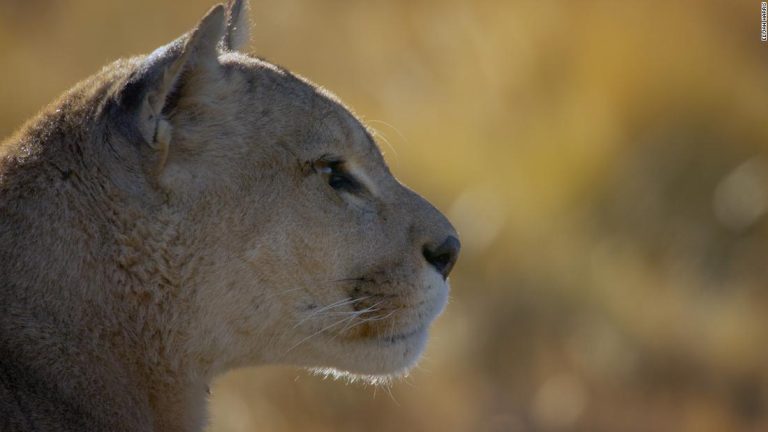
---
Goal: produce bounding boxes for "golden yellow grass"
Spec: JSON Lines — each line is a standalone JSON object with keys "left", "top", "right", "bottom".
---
{"left": 2, "top": 1, "right": 767, "bottom": 431}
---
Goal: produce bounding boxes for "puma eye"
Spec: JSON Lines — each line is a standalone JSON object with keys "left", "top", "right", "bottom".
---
{"left": 316, "top": 159, "right": 362, "bottom": 193}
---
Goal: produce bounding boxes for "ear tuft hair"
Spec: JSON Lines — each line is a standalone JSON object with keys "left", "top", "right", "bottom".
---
{"left": 222, "top": 0, "right": 251, "bottom": 51}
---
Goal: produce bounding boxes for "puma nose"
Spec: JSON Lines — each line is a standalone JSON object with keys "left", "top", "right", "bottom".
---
{"left": 422, "top": 236, "right": 461, "bottom": 279}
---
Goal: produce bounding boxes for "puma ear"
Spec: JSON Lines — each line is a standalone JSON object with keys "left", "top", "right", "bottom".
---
{"left": 222, "top": 0, "right": 250, "bottom": 51}
{"left": 124, "top": 5, "right": 226, "bottom": 178}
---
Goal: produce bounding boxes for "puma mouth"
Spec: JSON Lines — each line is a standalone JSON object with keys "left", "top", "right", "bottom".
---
{"left": 294, "top": 273, "right": 446, "bottom": 377}
{"left": 378, "top": 326, "right": 427, "bottom": 344}
{"left": 334, "top": 271, "right": 448, "bottom": 336}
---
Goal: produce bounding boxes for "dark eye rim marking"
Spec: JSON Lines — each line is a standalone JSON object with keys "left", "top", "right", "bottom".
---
{"left": 313, "top": 155, "right": 363, "bottom": 194}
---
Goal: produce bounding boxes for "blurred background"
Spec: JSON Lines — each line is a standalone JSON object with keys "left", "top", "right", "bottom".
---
{"left": 1, "top": 0, "right": 767, "bottom": 431}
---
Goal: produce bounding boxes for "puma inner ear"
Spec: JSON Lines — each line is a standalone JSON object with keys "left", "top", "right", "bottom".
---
{"left": 130, "top": 5, "right": 227, "bottom": 179}
{"left": 222, "top": 0, "right": 250, "bottom": 51}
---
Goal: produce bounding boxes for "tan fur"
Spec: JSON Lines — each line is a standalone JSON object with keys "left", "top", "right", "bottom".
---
{"left": 0, "top": 3, "right": 459, "bottom": 431}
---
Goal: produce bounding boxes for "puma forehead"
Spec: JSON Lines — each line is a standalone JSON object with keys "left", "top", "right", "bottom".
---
{"left": 0, "top": 2, "right": 460, "bottom": 431}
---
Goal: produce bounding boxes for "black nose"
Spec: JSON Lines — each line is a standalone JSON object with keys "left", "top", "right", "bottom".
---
{"left": 422, "top": 236, "right": 461, "bottom": 279}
